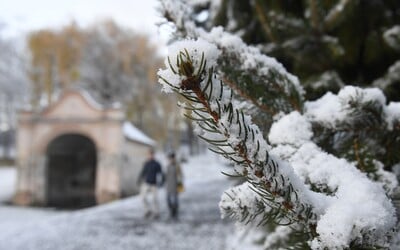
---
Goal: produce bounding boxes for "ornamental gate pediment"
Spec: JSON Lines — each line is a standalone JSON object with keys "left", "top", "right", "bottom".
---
{"left": 41, "top": 90, "right": 107, "bottom": 120}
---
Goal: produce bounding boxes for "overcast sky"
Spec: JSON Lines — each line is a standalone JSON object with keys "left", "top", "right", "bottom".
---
{"left": 0, "top": 0, "right": 167, "bottom": 41}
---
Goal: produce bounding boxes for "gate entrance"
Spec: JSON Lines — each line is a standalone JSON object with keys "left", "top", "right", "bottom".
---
{"left": 46, "top": 134, "right": 96, "bottom": 208}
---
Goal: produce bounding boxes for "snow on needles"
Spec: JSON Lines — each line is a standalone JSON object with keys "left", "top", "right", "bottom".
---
{"left": 305, "top": 86, "right": 391, "bottom": 129}
{"left": 269, "top": 111, "right": 312, "bottom": 147}
{"left": 158, "top": 37, "right": 318, "bottom": 227}
{"left": 156, "top": 5, "right": 399, "bottom": 247}
{"left": 160, "top": 1, "right": 304, "bottom": 99}
{"left": 270, "top": 111, "right": 396, "bottom": 249}
{"left": 219, "top": 182, "right": 265, "bottom": 222}
{"left": 158, "top": 38, "right": 220, "bottom": 93}
{"left": 197, "top": 26, "right": 305, "bottom": 97}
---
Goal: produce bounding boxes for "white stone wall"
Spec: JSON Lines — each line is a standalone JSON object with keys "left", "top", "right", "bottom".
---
{"left": 120, "top": 141, "right": 151, "bottom": 197}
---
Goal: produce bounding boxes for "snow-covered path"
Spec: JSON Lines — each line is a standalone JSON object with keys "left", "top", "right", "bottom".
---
{"left": 0, "top": 154, "right": 235, "bottom": 250}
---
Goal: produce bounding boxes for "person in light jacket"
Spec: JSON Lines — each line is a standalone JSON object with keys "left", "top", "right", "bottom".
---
{"left": 138, "top": 148, "right": 164, "bottom": 219}
{"left": 165, "top": 151, "right": 183, "bottom": 220}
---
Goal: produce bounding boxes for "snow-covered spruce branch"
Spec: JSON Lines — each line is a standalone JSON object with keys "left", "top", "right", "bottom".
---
{"left": 305, "top": 86, "right": 400, "bottom": 193}
{"left": 269, "top": 111, "right": 397, "bottom": 249}
{"left": 158, "top": 39, "right": 397, "bottom": 249}
{"left": 306, "top": 87, "right": 392, "bottom": 130}
{"left": 158, "top": 40, "right": 317, "bottom": 230}
{"left": 160, "top": 0, "right": 304, "bottom": 117}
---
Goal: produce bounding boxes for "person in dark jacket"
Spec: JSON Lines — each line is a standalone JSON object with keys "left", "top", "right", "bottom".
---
{"left": 165, "top": 151, "right": 183, "bottom": 220}
{"left": 138, "top": 149, "right": 164, "bottom": 219}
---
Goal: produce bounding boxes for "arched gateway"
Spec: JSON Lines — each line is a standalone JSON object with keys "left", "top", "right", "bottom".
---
{"left": 46, "top": 134, "right": 97, "bottom": 208}
{"left": 14, "top": 89, "right": 155, "bottom": 207}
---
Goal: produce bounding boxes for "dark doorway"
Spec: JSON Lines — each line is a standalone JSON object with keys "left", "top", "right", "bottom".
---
{"left": 46, "top": 134, "right": 97, "bottom": 208}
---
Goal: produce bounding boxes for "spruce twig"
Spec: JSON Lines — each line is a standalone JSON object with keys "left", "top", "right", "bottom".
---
{"left": 160, "top": 48, "right": 317, "bottom": 229}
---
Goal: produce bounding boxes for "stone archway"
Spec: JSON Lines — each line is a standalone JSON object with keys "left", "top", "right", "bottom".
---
{"left": 14, "top": 89, "right": 129, "bottom": 206}
{"left": 46, "top": 133, "right": 97, "bottom": 208}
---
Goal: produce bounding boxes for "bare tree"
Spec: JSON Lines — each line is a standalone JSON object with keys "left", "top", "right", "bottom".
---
{"left": 0, "top": 29, "right": 30, "bottom": 159}
{"left": 79, "top": 21, "right": 142, "bottom": 106}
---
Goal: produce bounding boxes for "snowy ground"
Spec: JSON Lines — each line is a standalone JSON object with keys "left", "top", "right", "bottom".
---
{"left": 0, "top": 166, "right": 16, "bottom": 202}
{"left": 0, "top": 154, "right": 236, "bottom": 250}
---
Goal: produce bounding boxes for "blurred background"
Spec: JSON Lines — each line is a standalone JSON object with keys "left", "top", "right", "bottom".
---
{"left": 0, "top": 2, "right": 230, "bottom": 249}
{"left": 0, "top": 0, "right": 204, "bottom": 167}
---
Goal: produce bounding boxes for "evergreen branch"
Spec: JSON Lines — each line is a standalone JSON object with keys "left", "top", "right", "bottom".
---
{"left": 208, "top": 146, "right": 236, "bottom": 157}
{"left": 352, "top": 136, "right": 367, "bottom": 173}
{"left": 220, "top": 171, "right": 244, "bottom": 178}
{"left": 309, "top": 88, "right": 400, "bottom": 179}
{"left": 196, "top": 121, "right": 220, "bottom": 134}
{"left": 223, "top": 76, "right": 276, "bottom": 115}
{"left": 218, "top": 53, "right": 304, "bottom": 116}
{"left": 160, "top": 0, "right": 305, "bottom": 120}
{"left": 158, "top": 47, "right": 317, "bottom": 230}
{"left": 158, "top": 1, "right": 400, "bottom": 248}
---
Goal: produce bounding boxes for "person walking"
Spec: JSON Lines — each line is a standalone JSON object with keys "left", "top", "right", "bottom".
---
{"left": 165, "top": 151, "right": 183, "bottom": 220}
{"left": 138, "top": 148, "right": 164, "bottom": 219}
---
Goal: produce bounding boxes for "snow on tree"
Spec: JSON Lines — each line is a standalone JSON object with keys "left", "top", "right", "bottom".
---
{"left": 177, "top": 0, "right": 400, "bottom": 102}
{"left": 157, "top": 1, "right": 400, "bottom": 249}
{"left": 79, "top": 22, "right": 136, "bottom": 105}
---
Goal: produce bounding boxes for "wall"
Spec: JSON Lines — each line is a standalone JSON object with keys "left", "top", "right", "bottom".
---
{"left": 120, "top": 141, "right": 150, "bottom": 197}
